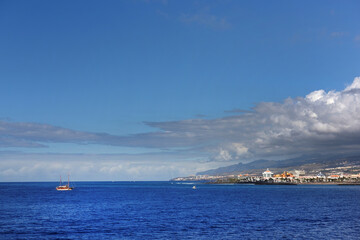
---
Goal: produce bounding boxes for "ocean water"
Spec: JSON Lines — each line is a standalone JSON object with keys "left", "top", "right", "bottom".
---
{"left": 1, "top": 182, "right": 360, "bottom": 239}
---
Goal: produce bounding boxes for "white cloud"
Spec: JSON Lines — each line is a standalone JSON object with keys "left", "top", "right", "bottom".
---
{"left": 211, "top": 143, "right": 248, "bottom": 162}
{"left": 117, "top": 77, "right": 360, "bottom": 161}
{"left": 345, "top": 77, "right": 360, "bottom": 91}
{"left": 2, "top": 77, "right": 360, "bottom": 175}
{"left": 306, "top": 90, "right": 326, "bottom": 102}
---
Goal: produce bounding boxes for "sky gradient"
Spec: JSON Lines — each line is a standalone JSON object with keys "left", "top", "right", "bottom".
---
{"left": 1, "top": 0, "right": 360, "bottom": 181}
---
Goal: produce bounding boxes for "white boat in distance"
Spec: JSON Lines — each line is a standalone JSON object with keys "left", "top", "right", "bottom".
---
{"left": 56, "top": 174, "right": 74, "bottom": 191}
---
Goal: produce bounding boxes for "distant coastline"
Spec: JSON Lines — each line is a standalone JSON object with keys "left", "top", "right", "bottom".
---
{"left": 171, "top": 167, "right": 360, "bottom": 185}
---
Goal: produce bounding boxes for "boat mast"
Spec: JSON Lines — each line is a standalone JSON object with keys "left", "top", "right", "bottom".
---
{"left": 68, "top": 174, "right": 69, "bottom": 187}
{"left": 60, "top": 175, "right": 62, "bottom": 185}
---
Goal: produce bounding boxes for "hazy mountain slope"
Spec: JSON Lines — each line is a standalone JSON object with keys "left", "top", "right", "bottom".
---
{"left": 197, "top": 155, "right": 360, "bottom": 175}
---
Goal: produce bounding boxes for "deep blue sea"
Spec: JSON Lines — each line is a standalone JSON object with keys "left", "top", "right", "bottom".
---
{"left": 1, "top": 182, "right": 360, "bottom": 239}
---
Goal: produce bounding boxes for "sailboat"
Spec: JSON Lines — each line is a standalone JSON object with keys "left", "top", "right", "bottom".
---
{"left": 56, "top": 174, "right": 74, "bottom": 191}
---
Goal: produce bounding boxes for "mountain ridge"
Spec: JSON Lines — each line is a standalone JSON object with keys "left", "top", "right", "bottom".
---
{"left": 197, "top": 155, "right": 360, "bottom": 176}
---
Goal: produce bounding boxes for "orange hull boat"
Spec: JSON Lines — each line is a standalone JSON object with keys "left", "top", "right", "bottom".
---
{"left": 56, "top": 174, "right": 74, "bottom": 191}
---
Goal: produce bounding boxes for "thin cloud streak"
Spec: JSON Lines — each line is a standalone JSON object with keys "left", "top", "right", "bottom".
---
{"left": 179, "top": 7, "right": 231, "bottom": 30}
{"left": 224, "top": 108, "right": 253, "bottom": 114}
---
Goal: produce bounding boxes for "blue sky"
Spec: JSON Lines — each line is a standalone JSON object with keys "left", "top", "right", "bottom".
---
{"left": 1, "top": 0, "right": 360, "bottom": 181}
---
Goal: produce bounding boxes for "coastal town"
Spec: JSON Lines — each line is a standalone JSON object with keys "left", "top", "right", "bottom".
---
{"left": 172, "top": 168, "right": 360, "bottom": 185}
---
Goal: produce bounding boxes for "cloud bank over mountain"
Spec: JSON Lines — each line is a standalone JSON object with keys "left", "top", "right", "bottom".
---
{"left": 1, "top": 77, "right": 360, "bottom": 164}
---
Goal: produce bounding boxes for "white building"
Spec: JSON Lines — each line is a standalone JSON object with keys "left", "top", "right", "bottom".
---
{"left": 292, "top": 170, "right": 306, "bottom": 178}
{"left": 317, "top": 172, "right": 326, "bottom": 178}
{"left": 262, "top": 169, "right": 273, "bottom": 179}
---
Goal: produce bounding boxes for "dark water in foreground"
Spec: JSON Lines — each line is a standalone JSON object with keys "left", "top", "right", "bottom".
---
{"left": 1, "top": 182, "right": 360, "bottom": 239}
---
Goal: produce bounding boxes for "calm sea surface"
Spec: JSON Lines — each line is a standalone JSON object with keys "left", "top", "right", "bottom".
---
{"left": 1, "top": 182, "right": 360, "bottom": 239}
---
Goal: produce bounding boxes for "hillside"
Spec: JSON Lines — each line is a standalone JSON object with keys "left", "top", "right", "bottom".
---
{"left": 197, "top": 155, "right": 360, "bottom": 176}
